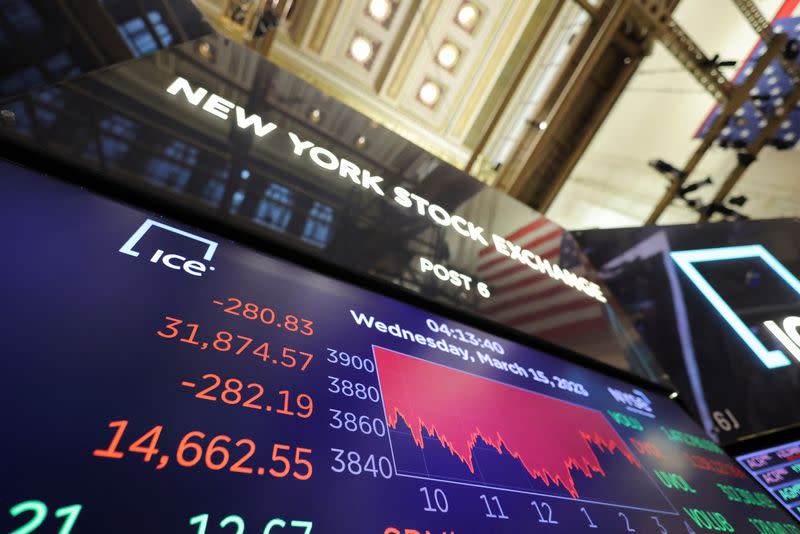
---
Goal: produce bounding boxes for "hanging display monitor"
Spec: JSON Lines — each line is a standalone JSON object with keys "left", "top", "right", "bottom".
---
{"left": 2, "top": 159, "right": 796, "bottom": 533}
{"left": 571, "top": 223, "right": 800, "bottom": 447}
{"left": 737, "top": 439, "right": 800, "bottom": 523}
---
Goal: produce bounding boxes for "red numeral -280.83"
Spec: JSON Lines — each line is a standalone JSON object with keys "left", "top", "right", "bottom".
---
{"left": 92, "top": 420, "right": 312, "bottom": 480}
{"left": 216, "top": 297, "right": 314, "bottom": 336}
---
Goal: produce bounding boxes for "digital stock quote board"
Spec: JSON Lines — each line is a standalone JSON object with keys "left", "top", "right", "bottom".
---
{"left": 737, "top": 440, "right": 800, "bottom": 524}
{"left": 1, "top": 160, "right": 797, "bottom": 534}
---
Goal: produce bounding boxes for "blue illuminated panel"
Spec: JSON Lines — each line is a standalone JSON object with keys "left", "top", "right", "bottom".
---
{"left": 670, "top": 245, "right": 800, "bottom": 369}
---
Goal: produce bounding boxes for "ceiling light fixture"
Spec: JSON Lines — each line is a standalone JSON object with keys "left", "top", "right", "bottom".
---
{"left": 436, "top": 41, "right": 461, "bottom": 70}
{"left": 349, "top": 35, "right": 375, "bottom": 65}
{"left": 196, "top": 40, "right": 216, "bottom": 62}
{"left": 355, "top": 135, "right": 367, "bottom": 148}
{"left": 309, "top": 108, "right": 321, "bottom": 123}
{"left": 455, "top": 2, "right": 481, "bottom": 33}
{"left": 367, "top": 0, "right": 393, "bottom": 24}
{"left": 418, "top": 80, "right": 442, "bottom": 108}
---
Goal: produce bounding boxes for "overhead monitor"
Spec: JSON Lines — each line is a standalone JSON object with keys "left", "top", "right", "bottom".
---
{"left": 571, "top": 224, "right": 800, "bottom": 447}
{"left": 2, "top": 159, "right": 795, "bottom": 533}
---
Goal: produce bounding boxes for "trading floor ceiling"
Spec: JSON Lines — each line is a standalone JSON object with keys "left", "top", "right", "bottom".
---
{"left": 549, "top": 0, "right": 800, "bottom": 229}
{"left": 3, "top": 0, "right": 794, "bottom": 229}
{"left": 194, "top": 0, "right": 800, "bottom": 229}
{"left": 195, "top": 0, "right": 591, "bottom": 180}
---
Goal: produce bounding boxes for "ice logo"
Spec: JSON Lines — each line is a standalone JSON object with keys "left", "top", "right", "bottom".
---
{"left": 607, "top": 387, "right": 655, "bottom": 419}
{"left": 119, "top": 219, "right": 217, "bottom": 277}
{"left": 671, "top": 245, "right": 799, "bottom": 369}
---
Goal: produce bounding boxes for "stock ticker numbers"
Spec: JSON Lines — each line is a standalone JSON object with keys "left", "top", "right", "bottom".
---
{"left": 189, "top": 514, "right": 312, "bottom": 534}
{"left": 68, "top": 287, "right": 321, "bottom": 531}
{"left": 8, "top": 500, "right": 82, "bottom": 534}
{"left": 9, "top": 301, "right": 795, "bottom": 534}
{"left": 181, "top": 373, "right": 313, "bottom": 418}
{"left": 212, "top": 297, "right": 314, "bottom": 336}
{"left": 156, "top": 316, "right": 314, "bottom": 371}
{"left": 92, "top": 420, "right": 313, "bottom": 479}
{"left": 737, "top": 440, "right": 800, "bottom": 525}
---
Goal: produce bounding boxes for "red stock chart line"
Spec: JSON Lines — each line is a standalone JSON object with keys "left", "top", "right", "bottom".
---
{"left": 373, "top": 346, "right": 673, "bottom": 512}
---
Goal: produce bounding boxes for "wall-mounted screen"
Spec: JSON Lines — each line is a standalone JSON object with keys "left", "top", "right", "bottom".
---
{"left": 737, "top": 439, "right": 800, "bottom": 524}
{"left": 2, "top": 160, "right": 795, "bottom": 533}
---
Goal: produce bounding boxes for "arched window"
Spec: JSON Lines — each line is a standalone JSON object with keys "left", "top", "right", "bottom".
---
{"left": 118, "top": 11, "right": 173, "bottom": 56}
{"left": 302, "top": 201, "right": 334, "bottom": 247}
{"left": 254, "top": 184, "right": 293, "bottom": 231}
{"left": 146, "top": 140, "right": 197, "bottom": 191}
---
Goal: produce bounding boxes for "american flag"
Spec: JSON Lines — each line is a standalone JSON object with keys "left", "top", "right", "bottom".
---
{"left": 475, "top": 216, "right": 607, "bottom": 343}
{"left": 696, "top": 0, "right": 800, "bottom": 148}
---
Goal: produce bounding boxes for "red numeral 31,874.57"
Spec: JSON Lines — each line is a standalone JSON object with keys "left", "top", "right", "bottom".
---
{"left": 157, "top": 316, "right": 313, "bottom": 371}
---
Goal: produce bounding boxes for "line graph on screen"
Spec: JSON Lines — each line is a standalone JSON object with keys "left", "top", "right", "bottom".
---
{"left": 372, "top": 346, "right": 677, "bottom": 514}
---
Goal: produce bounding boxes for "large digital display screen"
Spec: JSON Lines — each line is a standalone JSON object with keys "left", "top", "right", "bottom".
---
{"left": 737, "top": 440, "right": 800, "bottom": 523}
{"left": 2, "top": 160, "right": 796, "bottom": 533}
{"left": 572, "top": 224, "right": 800, "bottom": 447}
